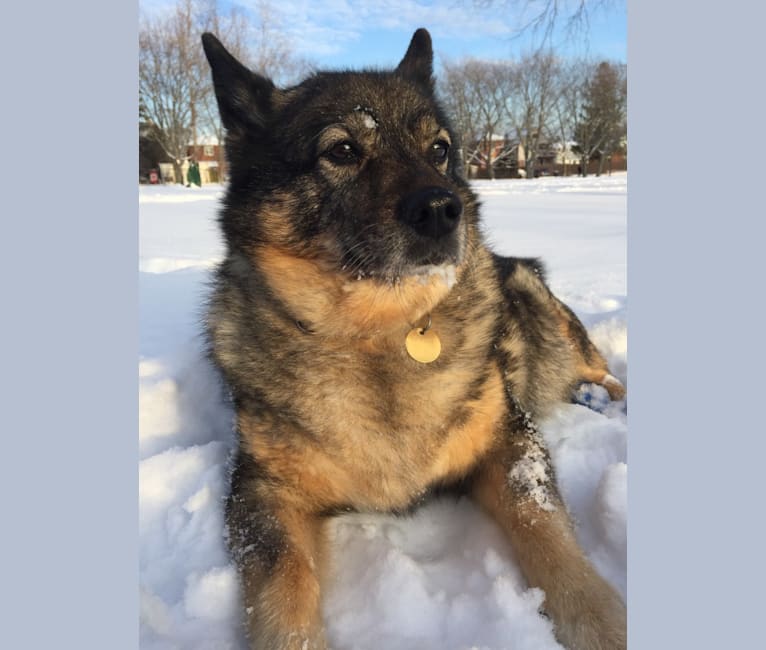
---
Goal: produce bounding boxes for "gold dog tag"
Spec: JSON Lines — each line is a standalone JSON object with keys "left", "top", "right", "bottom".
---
{"left": 405, "top": 327, "right": 441, "bottom": 363}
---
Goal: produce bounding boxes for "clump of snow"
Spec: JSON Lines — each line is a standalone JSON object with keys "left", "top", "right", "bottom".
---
{"left": 410, "top": 263, "right": 458, "bottom": 288}
{"left": 572, "top": 382, "right": 611, "bottom": 412}
{"left": 140, "top": 257, "right": 219, "bottom": 274}
{"left": 353, "top": 105, "right": 379, "bottom": 129}
{"left": 362, "top": 113, "right": 378, "bottom": 129}
{"left": 596, "top": 463, "right": 628, "bottom": 556}
{"left": 506, "top": 403, "right": 557, "bottom": 512}
{"left": 508, "top": 451, "right": 557, "bottom": 512}
{"left": 324, "top": 500, "right": 563, "bottom": 650}
{"left": 184, "top": 565, "right": 239, "bottom": 621}
{"left": 139, "top": 174, "right": 626, "bottom": 649}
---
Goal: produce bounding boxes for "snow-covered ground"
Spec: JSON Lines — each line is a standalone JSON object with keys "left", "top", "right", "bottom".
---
{"left": 139, "top": 174, "right": 627, "bottom": 650}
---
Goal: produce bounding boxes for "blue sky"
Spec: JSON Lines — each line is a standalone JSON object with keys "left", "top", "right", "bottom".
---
{"left": 141, "top": 0, "right": 626, "bottom": 69}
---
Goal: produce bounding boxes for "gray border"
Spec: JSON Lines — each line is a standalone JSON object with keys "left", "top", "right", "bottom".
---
{"left": 5, "top": 0, "right": 761, "bottom": 646}
{"left": 0, "top": 3, "right": 137, "bottom": 647}
{"left": 629, "top": 2, "right": 764, "bottom": 647}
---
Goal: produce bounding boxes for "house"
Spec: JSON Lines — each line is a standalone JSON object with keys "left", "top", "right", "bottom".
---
{"left": 157, "top": 136, "right": 227, "bottom": 185}
{"left": 139, "top": 121, "right": 228, "bottom": 184}
{"left": 551, "top": 141, "right": 627, "bottom": 176}
{"left": 465, "top": 134, "right": 525, "bottom": 179}
{"left": 185, "top": 137, "right": 227, "bottom": 183}
{"left": 466, "top": 133, "right": 565, "bottom": 179}
{"left": 466, "top": 134, "right": 627, "bottom": 179}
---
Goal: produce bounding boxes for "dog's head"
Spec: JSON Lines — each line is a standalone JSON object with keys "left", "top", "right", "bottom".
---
{"left": 203, "top": 29, "right": 481, "bottom": 334}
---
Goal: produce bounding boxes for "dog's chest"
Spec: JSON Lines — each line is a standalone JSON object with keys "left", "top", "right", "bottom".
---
{"left": 287, "top": 344, "right": 505, "bottom": 509}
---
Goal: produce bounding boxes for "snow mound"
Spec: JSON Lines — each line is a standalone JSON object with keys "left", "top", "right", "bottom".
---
{"left": 139, "top": 176, "right": 627, "bottom": 649}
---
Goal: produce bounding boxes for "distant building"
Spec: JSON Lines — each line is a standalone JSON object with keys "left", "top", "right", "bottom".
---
{"left": 157, "top": 137, "right": 227, "bottom": 185}
{"left": 466, "top": 135, "right": 626, "bottom": 179}
{"left": 466, "top": 134, "right": 524, "bottom": 179}
{"left": 139, "top": 123, "right": 228, "bottom": 184}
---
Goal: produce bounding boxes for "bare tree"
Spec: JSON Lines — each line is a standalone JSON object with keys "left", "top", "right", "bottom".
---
{"left": 551, "top": 57, "right": 592, "bottom": 175}
{"left": 598, "top": 61, "right": 627, "bottom": 174}
{"left": 140, "top": 0, "right": 314, "bottom": 184}
{"left": 195, "top": 0, "right": 250, "bottom": 181}
{"left": 241, "top": 0, "right": 315, "bottom": 84}
{"left": 441, "top": 59, "right": 516, "bottom": 179}
{"left": 440, "top": 61, "right": 483, "bottom": 173}
{"left": 503, "top": 51, "right": 560, "bottom": 178}
{"left": 139, "top": 0, "right": 209, "bottom": 183}
{"left": 195, "top": 0, "right": 314, "bottom": 181}
{"left": 572, "top": 60, "right": 626, "bottom": 175}
{"left": 469, "top": 0, "right": 621, "bottom": 47}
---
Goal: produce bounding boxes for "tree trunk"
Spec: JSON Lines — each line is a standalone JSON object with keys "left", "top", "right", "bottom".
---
{"left": 487, "top": 145, "right": 495, "bottom": 180}
{"left": 173, "top": 160, "right": 184, "bottom": 185}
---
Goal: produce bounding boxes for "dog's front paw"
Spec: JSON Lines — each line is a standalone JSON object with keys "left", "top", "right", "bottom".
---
{"left": 554, "top": 584, "right": 626, "bottom": 650}
{"left": 574, "top": 374, "right": 626, "bottom": 413}
{"left": 256, "top": 631, "right": 328, "bottom": 650}
{"left": 601, "top": 373, "right": 626, "bottom": 401}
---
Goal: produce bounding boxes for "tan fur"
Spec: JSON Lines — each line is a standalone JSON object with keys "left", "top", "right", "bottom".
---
{"left": 577, "top": 364, "right": 627, "bottom": 400}
{"left": 239, "top": 362, "right": 505, "bottom": 513}
{"left": 216, "top": 237, "right": 627, "bottom": 649}
{"left": 545, "top": 279, "right": 628, "bottom": 401}
{"left": 427, "top": 365, "right": 505, "bottom": 481}
{"left": 256, "top": 243, "right": 459, "bottom": 337}
{"left": 257, "top": 193, "right": 307, "bottom": 249}
{"left": 220, "top": 243, "right": 626, "bottom": 649}
{"left": 240, "top": 506, "right": 328, "bottom": 649}
{"left": 472, "top": 446, "right": 627, "bottom": 650}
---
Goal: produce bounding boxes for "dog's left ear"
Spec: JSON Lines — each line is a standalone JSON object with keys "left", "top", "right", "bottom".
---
{"left": 202, "top": 32, "right": 279, "bottom": 132}
{"left": 396, "top": 28, "right": 434, "bottom": 90}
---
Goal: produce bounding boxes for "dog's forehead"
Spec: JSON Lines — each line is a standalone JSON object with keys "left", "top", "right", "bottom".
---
{"left": 290, "top": 72, "right": 441, "bottom": 136}
{"left": 350, "top": 105, "right": 380, "bottom": 131}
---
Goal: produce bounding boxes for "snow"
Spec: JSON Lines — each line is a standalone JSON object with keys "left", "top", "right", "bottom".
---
{"left": 507, "top": 446, "right": 557, "bottom": 513}
{"left": 353, "top": 105, "right": 379, "bottom": 129}
{"left": 411, "top": 263, "right": 458, "bottom": 288}
{"left": 139, "top": 173, "right": 627, "bottom": 649}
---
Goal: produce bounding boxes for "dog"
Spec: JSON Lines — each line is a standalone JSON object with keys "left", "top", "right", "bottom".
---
{"left": 201, "top": 28, "right": 627, "bottom": 650}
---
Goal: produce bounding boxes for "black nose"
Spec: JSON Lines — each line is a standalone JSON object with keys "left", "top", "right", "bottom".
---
{"left": 399, "top": 187, "right": 462, "bottom": 239}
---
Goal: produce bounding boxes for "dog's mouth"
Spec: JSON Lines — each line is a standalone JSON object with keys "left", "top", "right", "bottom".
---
{"left": 338, "top": 238, "right": 465, "bottom": 284}
{"left": 403, "top": 263, "right": 459, "bottom": 289}
{"left": 393, "top": 234, "right": 465, "bottom": 286}
{"left": 340, "top": 259, "right": 460, "bottom": 289}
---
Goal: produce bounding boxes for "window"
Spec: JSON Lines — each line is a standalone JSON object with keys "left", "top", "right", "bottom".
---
{"left": 203, "top": 145, "right": 214, "bottom": 157}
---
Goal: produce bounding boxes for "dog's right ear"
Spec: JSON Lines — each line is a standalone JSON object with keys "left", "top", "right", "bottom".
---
{"left": 201, "top": 32, "right": 276, "bottom": 131}
{"left": 396, "top": 28, "right": 434, "bottom": 91}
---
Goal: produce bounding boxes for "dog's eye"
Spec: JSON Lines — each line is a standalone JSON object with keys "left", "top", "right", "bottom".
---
{"left": 431, "top": 140, "right": 450, "bottom": 164}
{"left": 325, "top": 141, "right": 359, "bottom": 165}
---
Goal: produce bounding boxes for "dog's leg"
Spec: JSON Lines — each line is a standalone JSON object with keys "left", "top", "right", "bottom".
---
{"left": 550, "top": 295, "right": 626, "bottom": 401}
{"left": 227, "top": 452, "right": 328, "bottom": 650}
{"left": 471, "top": 408, "right": 626, "bottom": 650}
